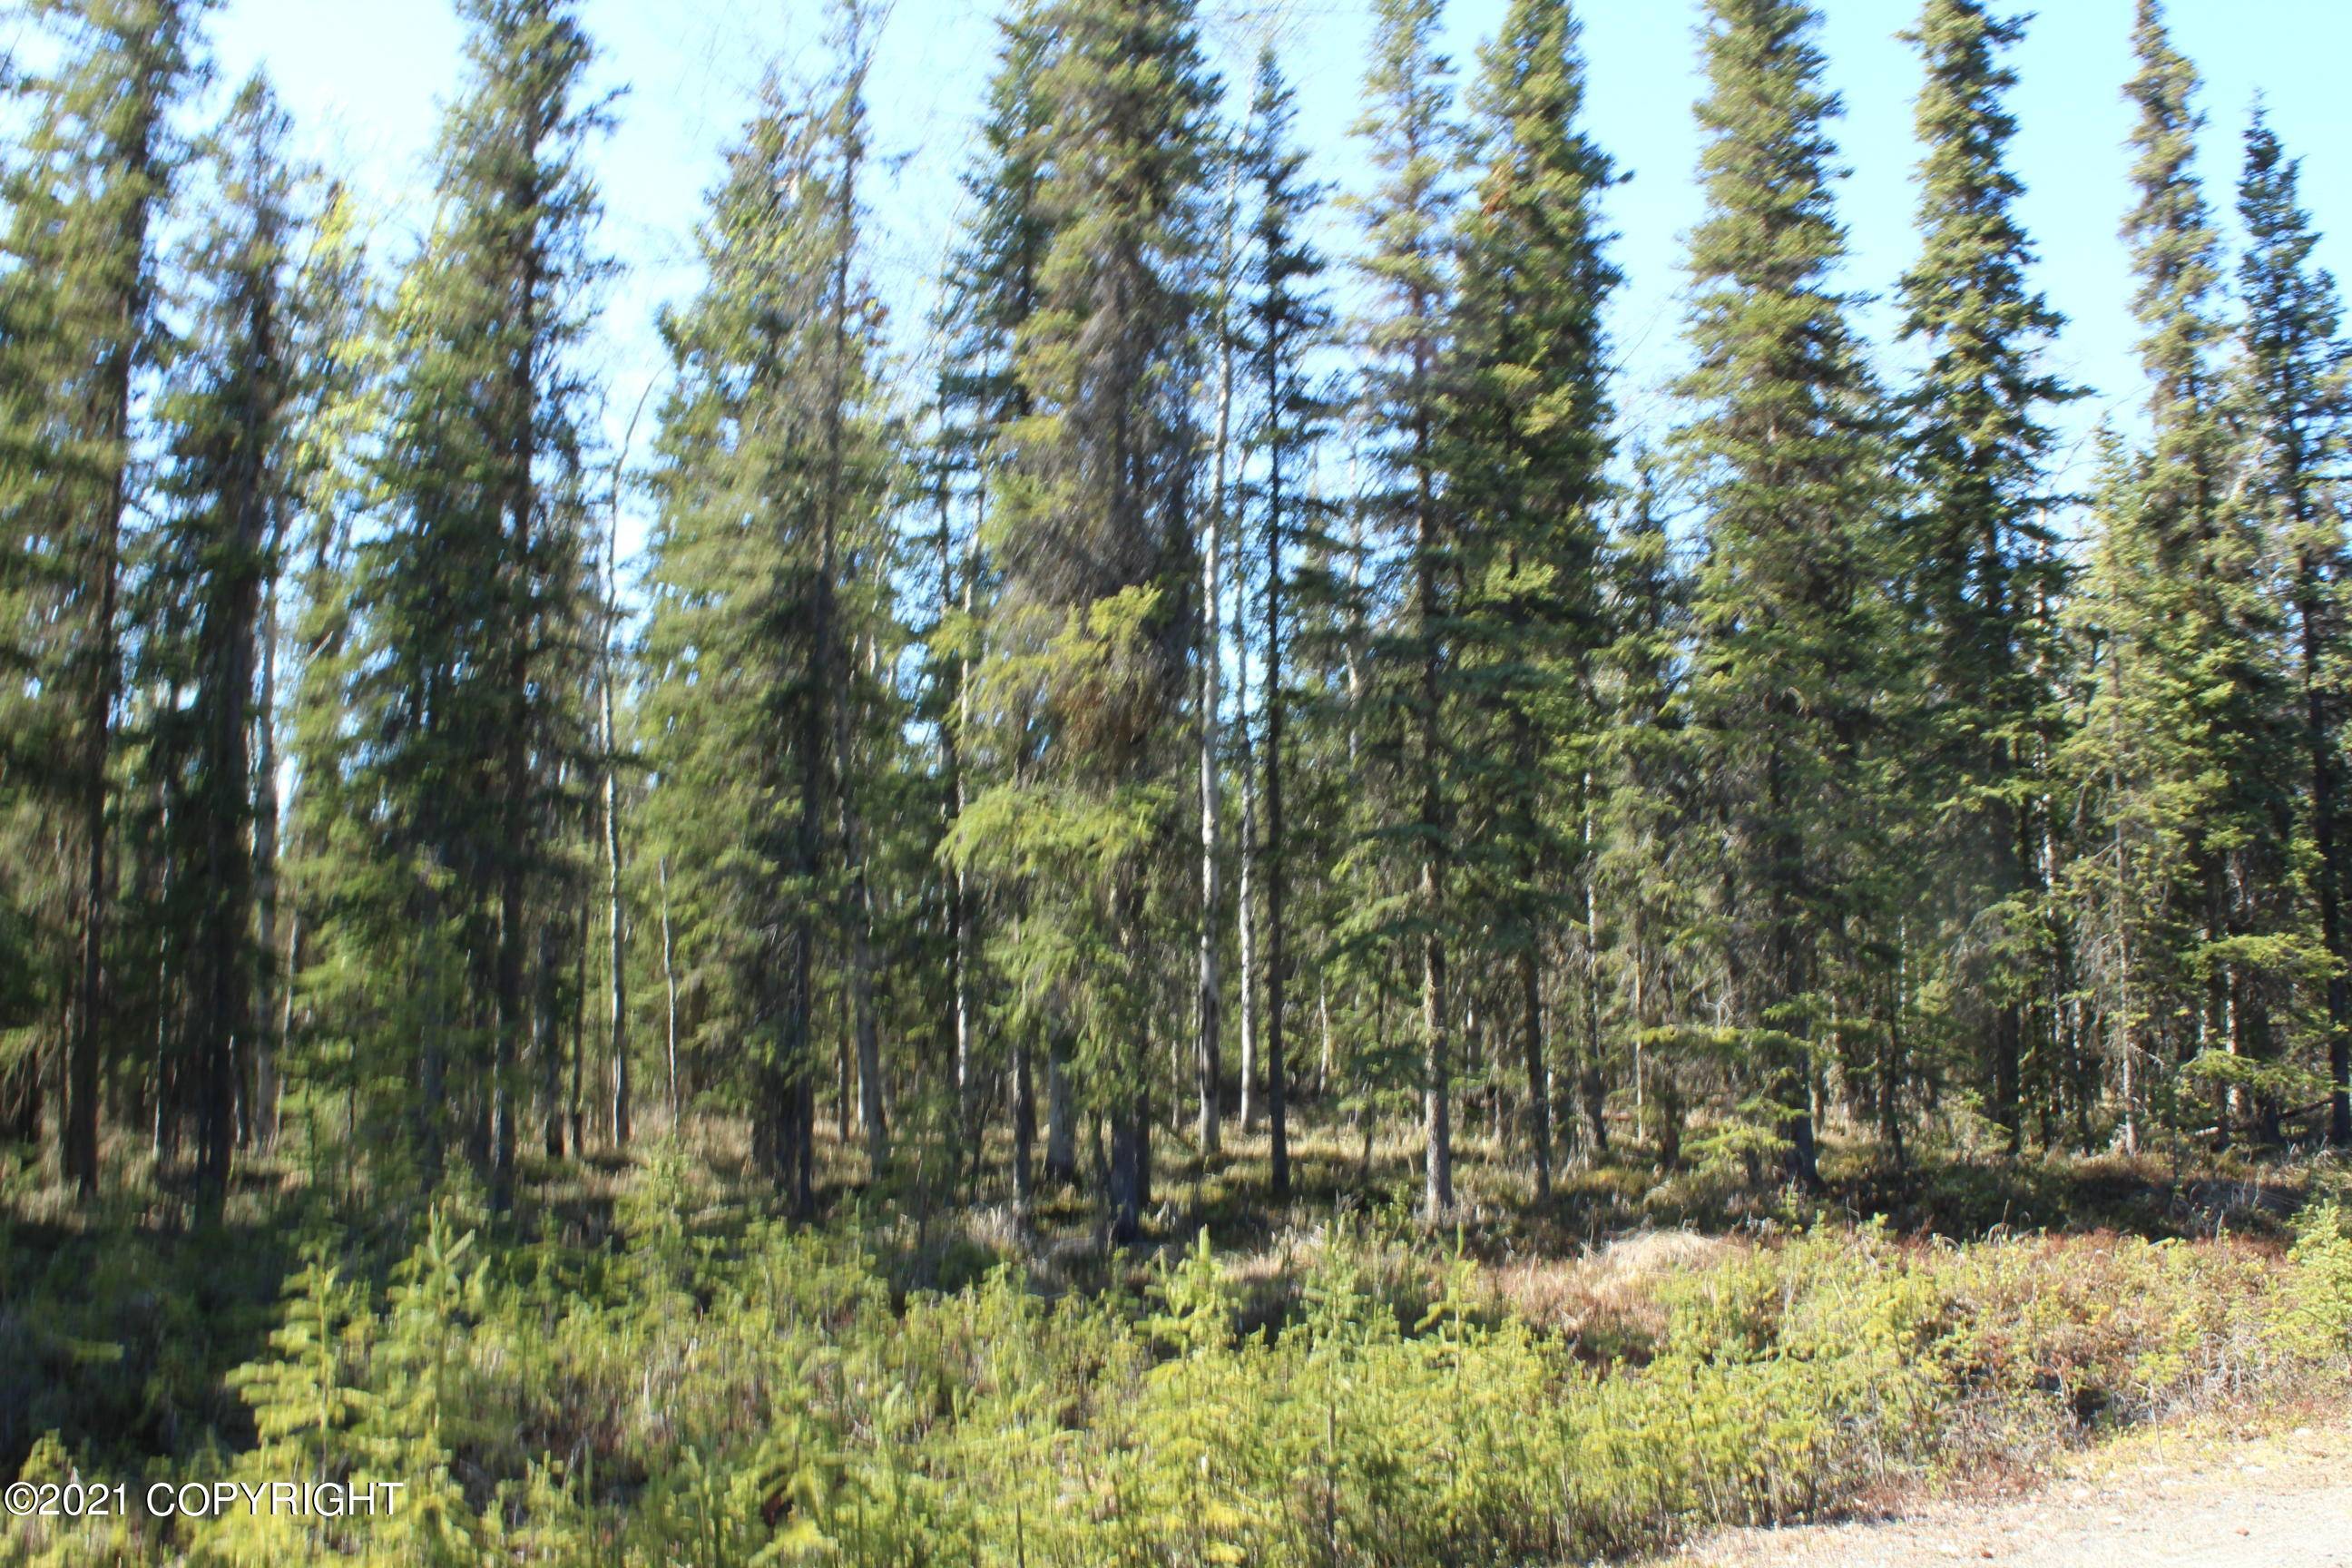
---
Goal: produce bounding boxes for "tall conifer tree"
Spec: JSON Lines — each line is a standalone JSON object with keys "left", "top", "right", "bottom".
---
{"left": 2071, "top": 0, "right": 2295, "bottom": 1142}
{"left": 2233, "top": 107, "right": 2348, "bottom": 1143}
{"left": 130, "top": 77, "right": 299, "bottom": 1207}
{"left": 331, "top": 0, "right": 605, "bottom": 1202}
{"left": 274, "top": 183, "right": 380, "bottom": 1180}
{"left": 1896, "top": 0, "right": 2074, "bottom": 1152}
{"left": 1675, "top": 0, "right": 1893, "bottom": 1190}
{"left": 1593, "top": 457, "right": 1701, "bottom": 1171}
{"left": 1238, "top": 49, "right": 1331, "bottom": 1201}
{"left": 936, "top": 6, "right": 1051, "bottom": 1190}
{"left": 952, "top": 0, "right": 1217, "bottom": 1240}
{"left": 642, "top": 23, "right": 896, "bottom": 1213}
{"left": 0, "top": 0, "right": 201, "bottom": 1193}
{"left": 1351, "top": 0, "right": 1464, "bottom": 1220}
{"left": 1443, "top": 0, "right": 1617, "bottom": 1199}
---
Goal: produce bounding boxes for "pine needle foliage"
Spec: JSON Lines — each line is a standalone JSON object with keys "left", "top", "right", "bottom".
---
{"left": 1896, "top": 0, "right": 2077, "bottom": 1150}
{"left": 1440, "top": 0, "right": 1618, "bottom": 1200}
{"left": 1674, "top": 0, "right": 1897, "bottom": 1189}
{"left": 319, "top": 0, "right": 609, "bottom": 1203}
{"left": 948, "top": 0, "right": 1220, "bottom": 1240}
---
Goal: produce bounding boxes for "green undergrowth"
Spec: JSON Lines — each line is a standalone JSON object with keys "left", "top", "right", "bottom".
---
{"left": 6, "top": 1151, "right": 2352, "bottom": 1566}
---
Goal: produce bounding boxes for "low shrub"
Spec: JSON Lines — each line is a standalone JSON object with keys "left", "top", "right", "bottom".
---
{"left": 8, "top": 1198, "right": 2348, "bottom": 1565}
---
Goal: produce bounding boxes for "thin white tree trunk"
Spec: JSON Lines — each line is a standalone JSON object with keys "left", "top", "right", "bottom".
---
{"left": 843, "top": 635, "right": 887, "bottom": 1173}
{"left": 1318, "top": 975, "right": 1333, "bottom": 1094}
{"left": 604, "top": 393, "right": 647, "bottom": 1148}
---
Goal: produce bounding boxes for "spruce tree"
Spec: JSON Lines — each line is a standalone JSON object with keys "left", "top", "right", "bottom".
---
{"left": 1351, "top": 0, "right": 1464, "bottom": 1220}
{"left": 1896, "top": 0, "right": 2074, "bottom": 1152}
{"left": 1674, "top": 0, "right": 1893, "bottom": 1189}
{"left": 330, "top": 0, "right": 605, "bottom": 1202}
{"left": 1193, "top": 143, "right": 1240, "bottom": 1161}
{"left": 642, "top": 24, "right": 897, "bottom": 1213}
{"left": 936, "top": 5, "right": 1050, "bottom": 1189}
{"left": 2071, "top": 0, "right": 2296, "bottom": 1142}
{"left": 0, "top": 0, "right": 201, "bottom": 1193}
{"left": 1593, "top": 456, "right": 1701, "bottom": 1171}
{"left": 950, "top": 0, "right": 1217, "bottom": 1241}
{"left": 821, "top": 15, "right": 897, "bottom": 1184}
{"left": 2232, "top": 106, "right": 2348, "bottom": 1143}
{"left": 275, "top": 182, "right": 380, "bottom": 1185}
{"left": 130, "top": 76, "right": 299, "bottom": 1207}
{"left": 597, "top": 405, "right": 634, "bottom": 1152}
{"left": 2063, "top": 436, "right": 2176, "bottom": 1154}
{"left": 1442, "top": 0, "right": 1617, "bottom": 1200}
{"left": 1238, "top": 48, "right": 1332, "bottom": 1201}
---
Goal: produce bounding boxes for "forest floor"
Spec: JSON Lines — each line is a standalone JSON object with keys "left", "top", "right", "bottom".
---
{"left": 1660, "top": 1414, "right": 2352, "bottom": 1567}
{"left": 6, "top": 1122, "right": 2350, "bottom": 1564}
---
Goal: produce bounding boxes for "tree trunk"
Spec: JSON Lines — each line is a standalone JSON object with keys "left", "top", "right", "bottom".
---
{"left": 1417, "top": 525, "right": 1450, "bottom": 1220}
{"left": 1423, "top": 916, "right": 1451, "bottom": 1220}
{"left": 659, "top": 853, "right": 680, "bottom": 1124}
{"left": 1195, "top": 517, "right": 1223, "bottom": 1158}
{"left": 1012, "top": 1032, "right": 1034, "bottom": 1208}
{"left": 837, "top": 1009, "right": 852, "bottom": 1145}
{"left": 2300, "top": 564, "right": 2351, "bottom": 1146}
{"left": 850, "top": 885, "right": 886, "bottom": 1173}
{"left": 1761, "top": 727, "right": 1819, "bottom": 1191}
{"left": 943, "top": 481, "right": 976, "bottom": 1167}
{"left": 252, "top": 575, "right": 283, "bottom": 1156}
{"left": 1235, "top": 541, "right": 1259, "bottom": 1136}
{"left": 569, "top": 880, "right": 588, "bottom": 1155}
{"left": 1109, "top": 1085, "right": 1150, "bottom": 1244}
{"left": 603, "top": 649, "right": 631, "bottom": 1149}
{"left": 1194, "top": 261, "right": 1234, "bottom": 1159}
{"left": 1518, "top": 946, "right": 1549, "bottom": 1201}
{"left": 1580, "top": 851, "right": 1608, "bottom": 1161}
{"left": 1044, "top": 1039, "right": 1075, "bottom": 1187}
{"left": 537, "top": 916, "right": 563, "bottom": 1159}
{"left": 1260, "top": 319, "right": 1288, "bottom": 1198}
{"left": 837, "top": 638, "right": 887, "bottom": 1177}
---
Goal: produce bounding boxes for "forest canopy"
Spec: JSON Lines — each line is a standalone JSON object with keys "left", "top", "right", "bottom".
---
{"left": 5, "top": 0, "right": 2333, "bottom": 1219}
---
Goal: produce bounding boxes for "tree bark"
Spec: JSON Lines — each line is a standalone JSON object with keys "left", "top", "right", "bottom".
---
{"left": 1194, "top": 279, "right": 1233, "bottom": 1158}
{"left": 1260, "top": 336, "right": 1289, "bottom": 1199}
{"left": 1044, "top": 1038, "right": 1075, "bottom": 1188}
{"left": 659, "top": 854, "right": 680, "bottom": 1125}
{"left": 1417, "top": 506, "right": 1450, "bottom": 1220}
{"left": 537, "top": 916, "right": 563, "bottom": 1159}
{"left": 2300, "top": 560, "right": 2351, "bottom": 1146}
{"left": 253, "top": 574, "right": 283, "bottom": 1156}
{"left": 1518, "top": 946, "right": 1549, "bottom": 1201}
{"left": 601, "top": 487, "right": 632, "bottom": 1148}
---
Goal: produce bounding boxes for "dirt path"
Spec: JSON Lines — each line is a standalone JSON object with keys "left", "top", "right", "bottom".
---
{"left": 1661, "top": 1422, "right": 2352, "bottom": 1568}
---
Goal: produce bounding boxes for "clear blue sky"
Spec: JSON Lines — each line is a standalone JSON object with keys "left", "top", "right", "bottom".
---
{"left": 199, "top": 0, "right": 2352, "bottom": 557}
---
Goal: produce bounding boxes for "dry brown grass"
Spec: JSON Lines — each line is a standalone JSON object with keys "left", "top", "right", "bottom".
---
{"left": 1481, "top": 1228, "right": 1738, "bottom": 1345}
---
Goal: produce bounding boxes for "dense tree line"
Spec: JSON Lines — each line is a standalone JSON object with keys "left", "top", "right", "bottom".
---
{"left": 2, "top": 0, "right": 2346, "bottom": 1226}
